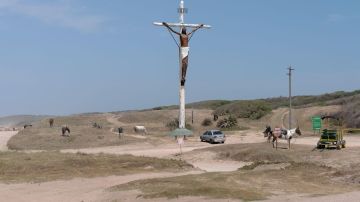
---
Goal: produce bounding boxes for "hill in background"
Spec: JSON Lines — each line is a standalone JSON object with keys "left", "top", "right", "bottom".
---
{"left": 0, "top": 115, "right": 51, "bottom": 127}
{"left": 1, "top": 90, "right": 359, "bottom": 129}
{"left": 152, "top": 90, "right": 360, "bottom": 127}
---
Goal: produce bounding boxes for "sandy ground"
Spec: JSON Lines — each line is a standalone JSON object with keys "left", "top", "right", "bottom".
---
{"left": 2, "top": 129, "right": 360, "bottom": 201}
{"left": 0, "top": 131, "right": 18, "bottom": 151}
{"left": 60, "top": 130, "right": 265, "bottom": 157}
{"left": 263, "top": 192, "right": 360, "bottom": 202}
{"left": 0, "top": 171, "right": 202, "bottom": 202}
{"left": 61, "top": 130, "right": 360, "bottom": 172}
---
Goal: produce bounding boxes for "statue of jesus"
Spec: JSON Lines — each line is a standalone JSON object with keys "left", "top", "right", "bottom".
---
{"left": 162, "top": 22, "right": 204, "bottom": 86}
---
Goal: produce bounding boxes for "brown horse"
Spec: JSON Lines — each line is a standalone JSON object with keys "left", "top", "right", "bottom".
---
{"left": 263, "top": 125, "right": 273, "bottom": 143}
{"left": 24, "top": 124, "right": 32, "bottom": 129}
{"left": 118, "top": 127, "right": 123, "bottom": 138}
{"left": 49, "top": 118, "right": 54, "bottom": 127}
{"left": 61, "top": 126, "right": 70, "bottom": 137}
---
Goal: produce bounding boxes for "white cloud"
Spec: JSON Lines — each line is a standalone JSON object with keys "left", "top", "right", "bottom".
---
{"left": 0, "top": 0, "right": 106, "bottom": 32}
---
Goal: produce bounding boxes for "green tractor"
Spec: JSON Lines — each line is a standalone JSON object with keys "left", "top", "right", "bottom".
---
{"left": 317, "top": 115, "right": 346, "bottom": 150}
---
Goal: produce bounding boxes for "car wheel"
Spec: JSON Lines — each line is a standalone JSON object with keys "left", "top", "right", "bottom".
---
{"left": 317, "top": 143, "right": 324, "bottom": 149}
{"left": 210, "top": 139, "right": 214, "bottom": 144}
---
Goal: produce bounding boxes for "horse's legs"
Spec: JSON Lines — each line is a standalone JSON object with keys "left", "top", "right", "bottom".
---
{"left": 288, "top": 139, "right": 291, "bottom": 149}
{"left": 272, "top": 137, "right": 276, "bottom": 148}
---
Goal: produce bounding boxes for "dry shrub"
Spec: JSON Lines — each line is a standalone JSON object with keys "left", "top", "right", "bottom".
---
{"left": 165, "top": 118, "right": 192, "bottom": 130}
{"left": 217, "top": 116, "right": 238, "bottom": 129}
{"left": 336, "top": 99, "right": 360, "bottom": 128}
{"left": 201, "top": 118, "right": 213, "bottom": 126}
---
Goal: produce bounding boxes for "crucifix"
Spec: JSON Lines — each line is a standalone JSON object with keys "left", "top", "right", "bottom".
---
{"left": 154, "top": 0, "right": 211, "bottom": 131}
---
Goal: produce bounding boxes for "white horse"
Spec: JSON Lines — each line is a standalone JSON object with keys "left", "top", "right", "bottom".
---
{"left": 134, "top": 126, "right": 147, "bottom": 135}
{"left": 271, "top": 126, "right": 302, "bottom": 149}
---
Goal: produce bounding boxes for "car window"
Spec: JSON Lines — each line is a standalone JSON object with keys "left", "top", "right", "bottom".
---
{"left": 214, "top": 131, "right": 223, "bottom": 135}
{"left": 207, "top": 131, "right": 212, "bottom": 136}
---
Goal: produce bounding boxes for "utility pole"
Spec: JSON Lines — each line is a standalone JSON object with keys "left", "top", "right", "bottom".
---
{"left": 287, "top": 66, "right": 294, "bottom": 129}
{"left": 154, "top": 1, "right": 211, "bottom": 131}
{"left": 192, "top": 108, "right": 194, "bottom": 124}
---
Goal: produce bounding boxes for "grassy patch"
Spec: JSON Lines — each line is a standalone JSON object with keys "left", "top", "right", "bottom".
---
{"left": 109, "top": 161, "right": 351, "bottom": 201}
{"left": 109, "top": 172, "right": 266, "bottom": 201}
{"left": 7, "top": 114, "right": 129, "bottom": 150}
{"left": 208, "top": 143, "right": 307, "bottom": 163}
{"left": 0, "top": 152, "right": 193, "bottom": 183}
{"left": 7, "top": 126, "right": 144, "bottom": 150}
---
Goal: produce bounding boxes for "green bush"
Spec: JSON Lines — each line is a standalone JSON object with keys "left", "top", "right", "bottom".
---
{"left": 214, "top": 100, "right": 271, "bottom": 120}
{"left": 217, "top": 116, "right": 238, "bottom": 129}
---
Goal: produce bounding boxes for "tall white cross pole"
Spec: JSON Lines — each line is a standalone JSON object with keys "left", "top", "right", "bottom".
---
{"left": 154, "top": 1, "right": 211, "bottom": 130}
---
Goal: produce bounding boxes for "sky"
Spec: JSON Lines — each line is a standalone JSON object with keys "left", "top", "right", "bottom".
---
{"left": 0, "top": 0, "right": 359, "bottom": 116}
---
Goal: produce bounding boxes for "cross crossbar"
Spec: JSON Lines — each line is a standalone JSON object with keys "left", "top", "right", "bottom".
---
{"left": 153, "top": 22, "right": 211, "bottom": 29}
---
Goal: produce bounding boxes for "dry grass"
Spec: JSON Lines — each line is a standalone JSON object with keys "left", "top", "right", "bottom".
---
{"left": 336, "top": 98, "right": 360, "bottom": 128}
{"left": 117, "top": 109, "right": 215, "bottom": 134}
{"left": 107, "top": 142, "right": 360, "bottom": 201}
{"left": 7, "top": 126, "right": 143, "bottom": 150}
{"left": 110, "top": 109, "right": 216, "bottom": 144}
{"left": 37, "top": 114, "right": 111, "bottom": 128}
{"left": 7, "top": 110, "right": 218, "bottom": 150}
{"left": 109, "top": 172, "right": 266, "bottom": 201}
{"left": 109, "top": 161, "right": 354, "bottom": 201}
{"left": 6, "top": 106, "right": 343, "bottom": 150}
{"left": 7, "top": 115, "right": 146, "bottom": 150}
{"left": 208, "top": 143, "right": 310, "bottom": 163}
{"left": 198, "top": 142, "right": 360, "bottom": 168}
{"left": 0, "top": 151, "right": 193, "bottom": 183}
